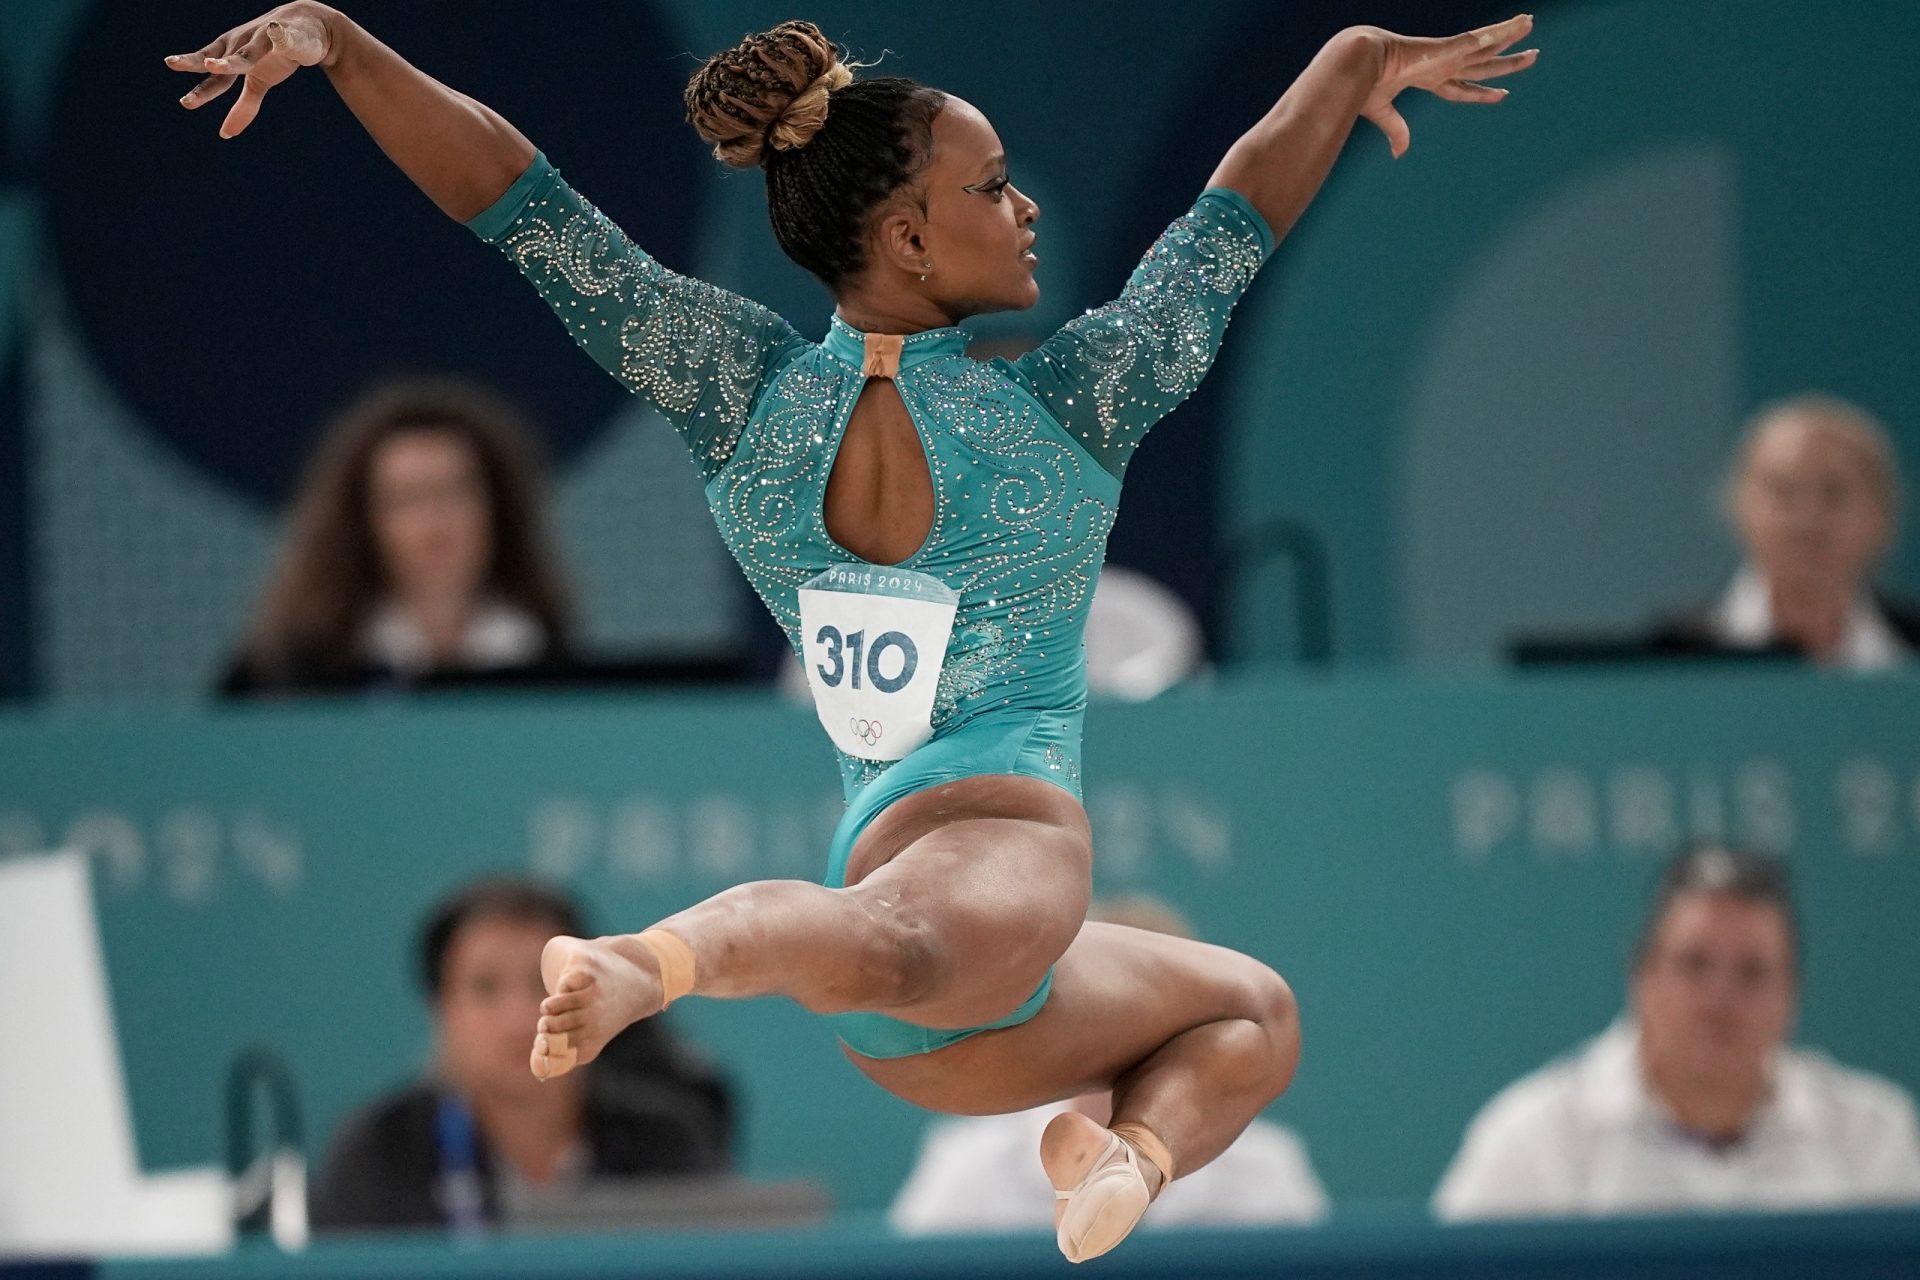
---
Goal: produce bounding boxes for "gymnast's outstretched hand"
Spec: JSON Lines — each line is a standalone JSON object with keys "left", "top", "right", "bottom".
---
{"left": 1208, "top": 15, "right": 1538, "bottom": 247}
{"left": 164, "top": 4, "right": 532, "bottom": 220}
{"left": 1358, "top": 13, "right": 1538, "bottom": 159}
{"left": 166, "top": 3, "right": 334, "bottom": 139}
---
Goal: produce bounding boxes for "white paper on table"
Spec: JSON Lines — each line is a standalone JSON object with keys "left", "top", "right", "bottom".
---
{"left": 0, "top": 849, "right": 234, "bottom": 1257}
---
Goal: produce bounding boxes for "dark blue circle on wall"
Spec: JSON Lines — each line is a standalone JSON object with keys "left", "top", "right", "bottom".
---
{"left": 41, "top": 0, "right": 703, "bottom": 508}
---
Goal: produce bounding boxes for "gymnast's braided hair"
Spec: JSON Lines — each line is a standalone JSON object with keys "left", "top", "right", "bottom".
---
{"left": 684, "top": 21, "right": 947, "bottom": 289}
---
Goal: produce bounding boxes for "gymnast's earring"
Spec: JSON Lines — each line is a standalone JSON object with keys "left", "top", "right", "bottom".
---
{"left": 919, "top": 259, "right": 932, "bottom": 283}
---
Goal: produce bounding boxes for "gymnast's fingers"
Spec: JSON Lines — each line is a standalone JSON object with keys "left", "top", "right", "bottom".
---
{"left": 179, "top": 74, "right": 237, "bottom": 109}
{"left": 1460, "top": 49, "right": 1539, "bottom": 82}
{"left": 1364, "top": 103, "right": 1411, "bottom": 159}
{"left": 1457, "top": 13, "right": 1533, "bottom": 58}
{"left": 203, "top": 27, "right": 272, "bottom": 79}
{"left": 1433, "top": 80, "right": 1508, "bottom": 105}
{"left": 164, "top": 32, "right": 232, "bottom": 74}
{"left": 219, "top": 76, "right": 272, "bottom": 139}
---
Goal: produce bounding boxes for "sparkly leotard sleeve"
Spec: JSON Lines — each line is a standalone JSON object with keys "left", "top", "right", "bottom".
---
{"left": 467, "top": 154, "right": 810, "bottom": 481}
{"left": 1004, "top": 189, "right": 1275, "bottom": 478}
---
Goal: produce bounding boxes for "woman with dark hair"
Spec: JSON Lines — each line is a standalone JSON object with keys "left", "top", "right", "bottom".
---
{"left": 221, "top": 377, "right": 573, "bottom": 695}
{"left": 170, "top": 9, "right": 1535, "bottom": 1257}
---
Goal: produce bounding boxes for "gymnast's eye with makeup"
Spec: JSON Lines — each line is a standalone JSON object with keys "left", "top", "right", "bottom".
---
{"left": 967, "top": 176, "right": 1011, "bottom": 200}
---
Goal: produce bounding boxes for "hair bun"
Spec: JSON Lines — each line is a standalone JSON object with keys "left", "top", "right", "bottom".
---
{"left": 685, "top": 20, "right": 853, "bottom": 170}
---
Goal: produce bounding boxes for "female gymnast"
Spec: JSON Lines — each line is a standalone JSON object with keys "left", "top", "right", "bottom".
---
{"left": 169, "top": 9, "right": 1535, "bottom": 1259}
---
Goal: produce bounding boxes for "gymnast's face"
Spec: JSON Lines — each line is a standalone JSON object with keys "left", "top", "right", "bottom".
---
{"left": 368, "top": 429, "right": 494, "bottom": 604}
{"left": 436, "top": 913, "right": 564, "bottom": 1099}
{"left": 897, "top": 98, "right": 1041, "bottom": 318}
{"left": 1633, "top": 891, "right": 1796, "bottom": 1091}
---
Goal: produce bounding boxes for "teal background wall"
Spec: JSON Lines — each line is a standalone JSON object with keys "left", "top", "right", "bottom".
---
{"left": 2, "top": 0, "right": 1917, "bottom": 698}
{"left": 3, "top": 669, "right": 1917, "bottom": 1211}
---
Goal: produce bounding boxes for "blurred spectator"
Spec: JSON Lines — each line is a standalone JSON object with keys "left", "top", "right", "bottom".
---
{"left": 888, "top": 896, "right": 1328, "bottom": 1235}
{"left": 1083, "top": 566, "right": 1206, "bottom": 699}
{"left": 1434, "top": 844, "right": 1920, "bottom": 1220}
{"left": 220, "top": 378, "right": 574, "bottom": 696}
{"left": 308, "top": 877, "right": 732, "bottom": 1233}
{"left": 1650, "top": 395, "right": 1916, "bottom": 668}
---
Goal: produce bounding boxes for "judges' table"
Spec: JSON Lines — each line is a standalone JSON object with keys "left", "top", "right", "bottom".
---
{"left": 0, "top": 668, "right": 1915, "bottom": 1212}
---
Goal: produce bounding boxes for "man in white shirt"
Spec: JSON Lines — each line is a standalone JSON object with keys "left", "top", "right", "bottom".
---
{"left": 1434, "top": 844, "right": 1920, "bottom": 1220}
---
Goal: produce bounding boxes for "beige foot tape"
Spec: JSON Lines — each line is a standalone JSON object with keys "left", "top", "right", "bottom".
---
{"left": 1044, "top": 1115, "right": 1170, "bottom": 1264}
{"left": 1108, "top": 1122, "right": 1174, "bottom": 1185}
{"left": 635, "top": 927, "right": 697, "bottom": 1009}
{"left": 534, "top": 1029, "right": 577, "bottom": 1080}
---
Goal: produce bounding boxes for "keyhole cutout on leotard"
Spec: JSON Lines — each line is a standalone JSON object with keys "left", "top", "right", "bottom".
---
{"left": 823, "top": 378, "right": 936, "bottom": 566}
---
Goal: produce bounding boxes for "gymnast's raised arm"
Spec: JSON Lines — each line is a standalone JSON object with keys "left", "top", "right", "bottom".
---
{"left": 168, "top": 5, "right": 807, "bottom": 479}
{"left": 166, "top": 4, "right": 531, "bottom": 221}
{"left": 1009, "top": 15, "right": 1537, "bottom": 478}
{"left": 1210, "top": 15, "right": 1538, "bottom": 245}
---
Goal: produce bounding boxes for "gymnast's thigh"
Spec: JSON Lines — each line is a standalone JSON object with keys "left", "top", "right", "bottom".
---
{"left": 850, "top": 922, "right": 1292, "bottom": 1116}
{"left": 837, "top": 771, "right": 1092, "bottom": 1030}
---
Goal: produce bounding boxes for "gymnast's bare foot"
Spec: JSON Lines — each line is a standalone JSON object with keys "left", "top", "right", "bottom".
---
{"left": 529, "top": 934, "right": 664, "bottom": 1080}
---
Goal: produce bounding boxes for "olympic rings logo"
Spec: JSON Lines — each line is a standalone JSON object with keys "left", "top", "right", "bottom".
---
{"left": 849, "top": 717, "right": 884, "bottom": 748}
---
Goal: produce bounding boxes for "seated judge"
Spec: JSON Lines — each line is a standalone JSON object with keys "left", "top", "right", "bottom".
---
{"left": 1433, "top": 843, "right": 1920, "bottom": 1220}
{"left": 1650, "top": 394, "right": 1915, "bottom": 668}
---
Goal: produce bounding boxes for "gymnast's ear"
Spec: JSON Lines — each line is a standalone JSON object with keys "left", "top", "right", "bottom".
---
{"left": 871, "top": 204, "right": 931, "bottom": 281}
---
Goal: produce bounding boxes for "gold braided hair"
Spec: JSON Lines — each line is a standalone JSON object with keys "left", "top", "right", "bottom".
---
{"left": 682, "top": 21, "right": 948, "bottom": 289}
{"left": 684, "top": 20, "right": 851, "bottom": 169}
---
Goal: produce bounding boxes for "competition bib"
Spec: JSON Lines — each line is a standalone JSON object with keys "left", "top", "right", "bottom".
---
{"left": 798, "top": 564, "right": 959, "bottom": 761}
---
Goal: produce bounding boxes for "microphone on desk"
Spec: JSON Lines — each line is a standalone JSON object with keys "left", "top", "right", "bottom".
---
{"left": 224, "top": 1044, "right": 309, "bottom": 1251}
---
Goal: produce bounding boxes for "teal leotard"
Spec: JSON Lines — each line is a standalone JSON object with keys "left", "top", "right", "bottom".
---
{"left": 471, "top": 154, "right": 1272, "bottom": 1057}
